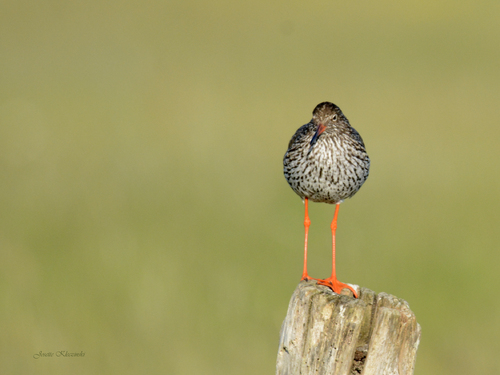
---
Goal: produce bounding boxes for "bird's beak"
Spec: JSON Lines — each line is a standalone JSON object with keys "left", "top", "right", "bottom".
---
{"left": 308, "top": 123, "right": 326, "bottom": 155}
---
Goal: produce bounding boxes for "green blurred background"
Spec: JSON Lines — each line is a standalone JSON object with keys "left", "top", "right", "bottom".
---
{"left": 1, "top": 1, "right": 499, "bottom": 374}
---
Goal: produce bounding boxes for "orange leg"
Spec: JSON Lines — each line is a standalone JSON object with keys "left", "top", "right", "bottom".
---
{"left": 316, "top": 204, "right": 358, "bottom": 298}
{"left": 301, "top": 198, "right": 312, "bottom": 281}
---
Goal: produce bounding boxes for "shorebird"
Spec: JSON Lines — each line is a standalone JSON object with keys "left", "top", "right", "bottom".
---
{"left": 283, "top": 102, "right": 370, "bottom": 297}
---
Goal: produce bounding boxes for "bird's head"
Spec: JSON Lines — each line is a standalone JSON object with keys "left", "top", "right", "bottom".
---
{"left": 308, "top": 102, "right": 345, "bottom": 154}
{"left": 312, "top": 102, "right": 344, "bottom": 128}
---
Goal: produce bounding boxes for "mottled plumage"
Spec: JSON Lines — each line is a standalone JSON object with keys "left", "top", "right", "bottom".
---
{"left": 284, "top": 102, "right": 370, "bottom": 204}
{"left": 283, "top": 102, "right": 370, "bottom": 298}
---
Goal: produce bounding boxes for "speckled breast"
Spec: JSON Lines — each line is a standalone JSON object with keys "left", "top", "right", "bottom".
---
{"left": 284, "top": 128, "right": 370, "bottom": 204}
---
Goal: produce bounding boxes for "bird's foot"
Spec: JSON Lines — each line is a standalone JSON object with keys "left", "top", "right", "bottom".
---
{"left": 300, "top": 274, "right": 315, "bottom": 282}
{"left": 300, "top": 272, "right": 323, "bottom": 282}
{"left": 316, "top": 277, "right": 358, "bottom": 298}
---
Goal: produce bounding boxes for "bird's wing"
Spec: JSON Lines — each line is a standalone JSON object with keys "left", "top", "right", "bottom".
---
{"left": 287, "top": 122, "right": 314, "bottom": 150}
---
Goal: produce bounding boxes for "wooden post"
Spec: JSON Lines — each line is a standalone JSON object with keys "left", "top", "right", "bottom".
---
{"left": 276, "top": 281, "right": 421, "bottom": 375}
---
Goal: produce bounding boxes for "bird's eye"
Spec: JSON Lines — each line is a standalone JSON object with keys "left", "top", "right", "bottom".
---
{"left": 332, "top": 115, "right": 337, "bottom": 121}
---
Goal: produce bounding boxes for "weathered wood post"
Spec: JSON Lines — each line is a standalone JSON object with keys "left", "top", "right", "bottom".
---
{"left": 276, "top": 281, "right": 421, "bottom": 375}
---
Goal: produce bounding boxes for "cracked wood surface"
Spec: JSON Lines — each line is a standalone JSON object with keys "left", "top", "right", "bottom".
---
{"left": 276, "top": 281, "right": 421, "bottom": 375}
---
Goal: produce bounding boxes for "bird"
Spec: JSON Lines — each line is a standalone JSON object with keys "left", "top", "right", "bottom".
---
{"left": 283, "top": 102, "right": 370, "bottom": 298}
